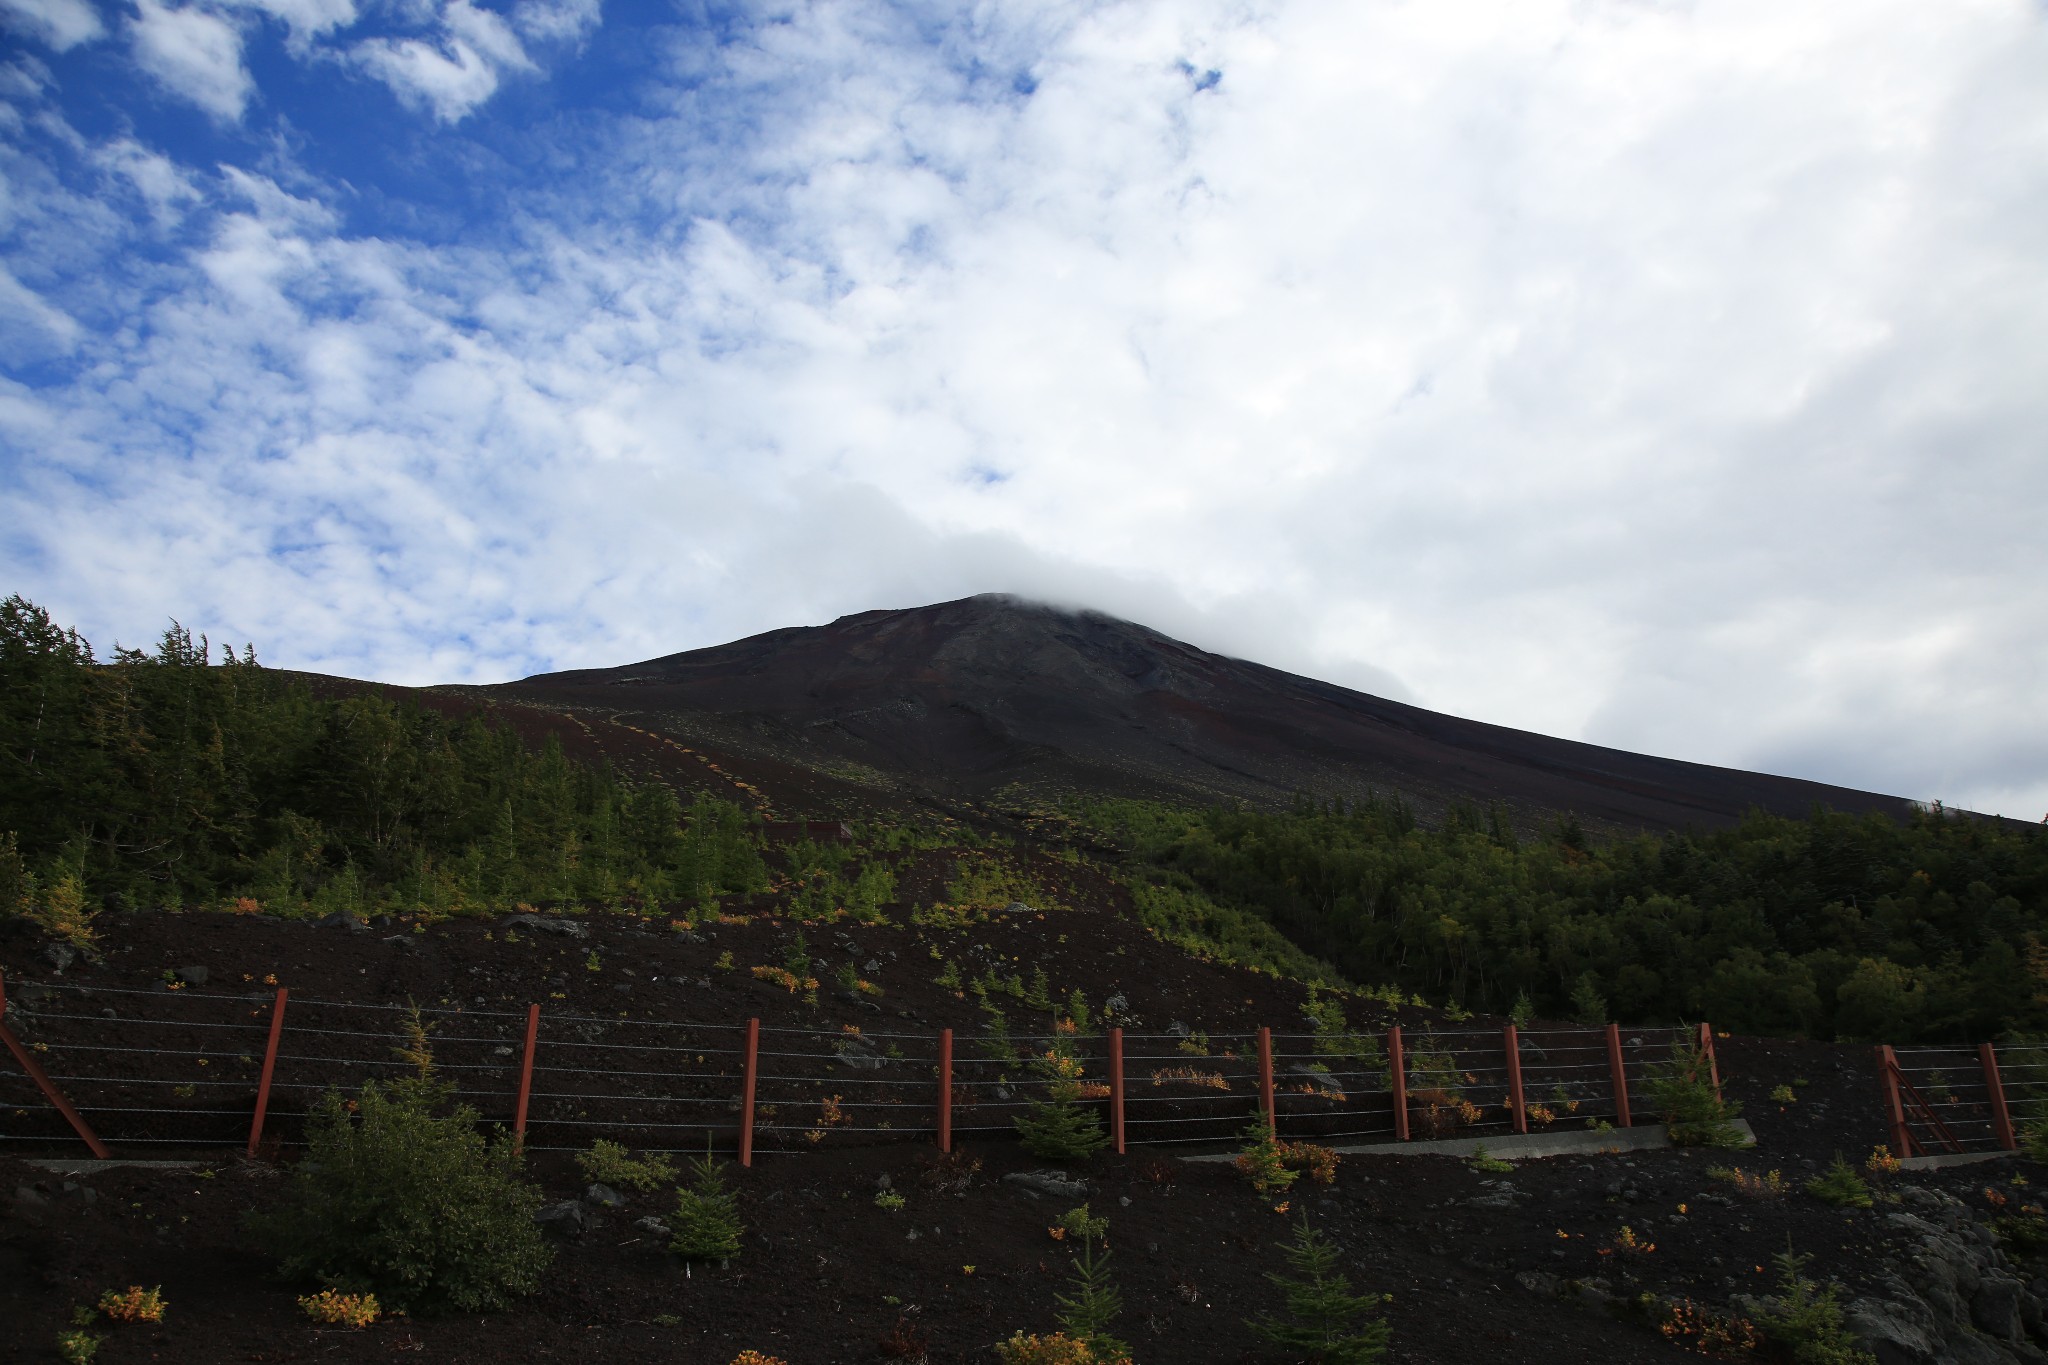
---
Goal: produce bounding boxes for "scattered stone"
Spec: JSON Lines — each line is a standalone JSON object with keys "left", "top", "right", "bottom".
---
{"left": 1003, "top": 1170, "right": 1089, "bottom": 1200}
{"left": 633, "top": 1216, "right": 672, "bottom": 1239}
{"left": 503, "top": 913, "right": 590, "bottom": 940}
{"left": 1467, "top": 1180, "right": 1524, "bottom": 1210}
{"left": 39, "top": 943, "right": 75, "bottom": 974}
{"left": 835, "top": 1038, "right": 886, "bottom": 1070}
{"left": 585, "top": 1183, "right": 627, "bottom": 1209}
{"left": 316, "top": 913, "right": 366, "bottom": 932}
{"left": 173, "top": 965, "right": 208, "bottom": 986}
{"left": 535, "top": 1200, "right": 592, "bottom": 1236}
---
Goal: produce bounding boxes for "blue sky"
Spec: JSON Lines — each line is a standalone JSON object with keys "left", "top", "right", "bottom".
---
{"left": 2, "top": 0, "right": 2046, "bottom": 819}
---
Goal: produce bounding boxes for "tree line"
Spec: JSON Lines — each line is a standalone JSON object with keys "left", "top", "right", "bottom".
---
{"left": 0, "top": 596, "right": 765, "bottom": 928}
{"left": 1080, "top": 793, "right": 2048, "bottom": 1043}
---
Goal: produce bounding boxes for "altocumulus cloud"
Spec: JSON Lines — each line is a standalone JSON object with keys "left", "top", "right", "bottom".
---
{"left": 0, "top": 0, "right": 2044, "bottom": 818}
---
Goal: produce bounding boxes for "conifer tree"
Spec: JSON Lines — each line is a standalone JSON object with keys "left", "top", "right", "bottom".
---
{"left": 1015, "top": 1023, "right": 1109, "bottom": 1162}
{"left": 1053, "top": 1234, "right": 1128, "bottom": 1363}
{"left": 1247, "top": 1214, "right": 1389, "bottom": 1364}
{"left": 670, "top": 1143, "right": 743, "bottom": 1263}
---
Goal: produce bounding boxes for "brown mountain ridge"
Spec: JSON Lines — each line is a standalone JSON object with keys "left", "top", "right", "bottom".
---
{"left": 490, "top": 593, "right": 1913, "bottom": 832}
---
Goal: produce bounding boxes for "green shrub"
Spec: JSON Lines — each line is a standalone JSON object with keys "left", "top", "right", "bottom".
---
{"left": 1247, "top": 1213, "right": 1390, "bottom": 1364}
{"left": 576, "top": 1140, "right": 677, "bottom": 1194}
{"left": 1233, "top": 1115, "right": 1298, "bottom": 1195}
{"left": 1646, "top": 1034, "right": 1745, "bottom": 1147}
{"left": 56, "top": 1329, "right": 103, "bottom": 1364}
{"left": 248, "top": 1075, "right": 550, "bottom": 1313}
{"left": 670, "top": 1145, "right": 743, "bottom": 1262}
{"left": 1055, "top": 1204, "right": 1110, "bottom": 1241}
{"left": 1469, "top": 1144, "right": 1512, "bottom": 1174}
{"left": 1804, "top": 1154, "right": 1873, "bottom": 1209}
{"left": 1749, "top": 1247, "right": 1876, "bottom": 1365}
{"left": 1015, "top": 1029, "right": 1110, "bottom": 1163}
{"left": 1054, "top": 1234, "right": 1128, "bottom": 1363}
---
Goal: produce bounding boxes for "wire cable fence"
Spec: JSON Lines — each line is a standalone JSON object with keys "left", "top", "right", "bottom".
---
{"left": 1877, "top": 1041, "right": 2027, "bottom": 1158}
{"left": 2, "top": 972, "right": 1705, "bottom": 1164}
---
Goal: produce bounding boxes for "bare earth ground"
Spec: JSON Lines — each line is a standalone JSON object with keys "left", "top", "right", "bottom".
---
{"left": 3, "top": 894, "right": 2029, "bottom": 1365}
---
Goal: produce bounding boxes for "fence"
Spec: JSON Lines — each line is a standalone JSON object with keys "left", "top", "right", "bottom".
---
{"left": 1875, "top": 1041, "right": 2032, "bottom": 1158}
{"left": 0, "top": 970, "right": 1702, "bottom": 1164}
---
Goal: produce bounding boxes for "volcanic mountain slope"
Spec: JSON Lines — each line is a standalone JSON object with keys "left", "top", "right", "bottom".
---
{"left": 493, "top": 594, "right": 1913, "bottom": 833}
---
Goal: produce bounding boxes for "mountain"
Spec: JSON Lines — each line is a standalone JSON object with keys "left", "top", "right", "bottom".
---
{"left": 496, "top": 593, "right": 1913, "bottom": 831}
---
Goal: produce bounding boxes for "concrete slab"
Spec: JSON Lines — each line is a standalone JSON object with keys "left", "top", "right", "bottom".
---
{"left": 23, "top": 1158, "right": 204, "bottom": 1174}
{"left": 1181, "top": 1118, "right": 1757, "bottom": 1163}
{"left": 1898, "top": 1150, "right": 2018, "bottom": 1172}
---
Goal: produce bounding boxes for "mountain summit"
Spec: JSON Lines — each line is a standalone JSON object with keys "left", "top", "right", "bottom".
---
{"left": 504, "top": 593, "right": 1911, "bottom": 830}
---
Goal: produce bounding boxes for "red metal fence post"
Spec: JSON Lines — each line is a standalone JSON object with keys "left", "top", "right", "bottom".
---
{"left": 1109, "top": 1026, "right": 1126, "bottom": 1155}
{"left": 246, "top": 987, "right": 289, "bottom": 1158}
{"left": 739, "top": 1017, "right": 760, "bottom": 1168}
{"left": 512, "top": 1003, "right": 540, "bottom": 1152}
{"left": 1982, "top": 1042, "right": 2017, "bottom": 1151}
{"left": 0, "top": 968, "right": 110, "bottom": 1159}
{"left": 1388, "top": 1025, "right": 1408, "bottom": 1142}
{"left": 1258, "top": 1026, "right": 1276, "bottom": 1139}
{"left": 1697, "top": 1022, "right": 1723, "bottom": 1101}
{"left": 1503, "top": 1024, "right": 1528, "bottom": 1135}
{"left": 1606, "top": 1023, "right": 1632, "bottom": 1128}
{"left": 1877, "top": 1044, "right": 1914, "bottom": 1157}
{"left": 937, "top": 1028, "right": 953, "bottom": 1154}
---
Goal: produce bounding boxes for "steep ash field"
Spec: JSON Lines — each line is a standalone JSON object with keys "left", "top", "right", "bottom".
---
{"left": 491, "top": 594, "right": 1918, "bottom": 832}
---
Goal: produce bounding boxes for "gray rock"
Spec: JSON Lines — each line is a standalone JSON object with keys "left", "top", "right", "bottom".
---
{"left": 835, "top": 1040, "right": 886, "bottom": 1070}
{"left": 585, "top": 1183, "right": 628, "bottom": 1209}
{"left": 316, "top": 912, "right": 366, "bottom": 931}
{"left": 534, "top": 1200, "right": 592, "bottom": 1236}
{"left": 503, "top": 913, "right": 590, "bottom": 940}
{"left": 632, "top": 1216, "right": 672, "bottom": 1238}
{"left": 39, "top": 943, "right": 75, "bottom": 974}
{"left": 1467, "top": 1181, "right": 1524, "bottom": 1210}
{"left": 1003, "top": 1170, "right": 1089, "bottom": 1200}
{"left": 1975, "top": 1275, "right": 2026, "bottom": 1342}
{"left": 173, "top": 965, "right": 208, "bottom": 986}
{"left": 1000, "top": 901, "right": 1036, "bottom": 916}
{"left": 1515, "top": 1271, "right": 1560, "bottom": 1296}
{"left": 1847, "top": 1293, "right": 1945, "bottom": 1365}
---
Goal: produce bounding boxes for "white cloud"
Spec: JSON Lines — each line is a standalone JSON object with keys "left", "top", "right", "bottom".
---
{"left": 95, "top": 136, "right": 202, "bottom": 225}
{"left": 0, "top": 0, "right": 104, "bottom": 50}
{"left": 216, "top": 0, "right": 355, "bottom": 47}
{"left": 130, "top": 0, "right": 253, "bottom": 121}
{"left": 511, "top": 0, "right": 596, "bottom": 47}
{"left": 351, "top": 0, "right": 536, "bottom": 122}
{"left": 6, "top": 0, "right": 2047, "bottom": 819}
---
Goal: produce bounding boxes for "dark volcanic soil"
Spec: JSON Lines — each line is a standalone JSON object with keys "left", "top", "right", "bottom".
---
{"left": 4, "top": 900, "right": 2024, "bottom": 1365}
{"left": 491, "top": 594, "right": 1919, "bottom": 831}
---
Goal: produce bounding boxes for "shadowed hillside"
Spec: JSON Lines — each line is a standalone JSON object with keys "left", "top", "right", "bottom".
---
{"left": 500, "top": 593, "right": 1917, "bottom": 832}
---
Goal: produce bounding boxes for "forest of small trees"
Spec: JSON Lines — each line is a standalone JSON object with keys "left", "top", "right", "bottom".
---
{"left": 1082, "top": 793, "right": 2048, "bottom": 1044}
{"left": 0, "top": 596, "right": 765, "bottom": 928}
